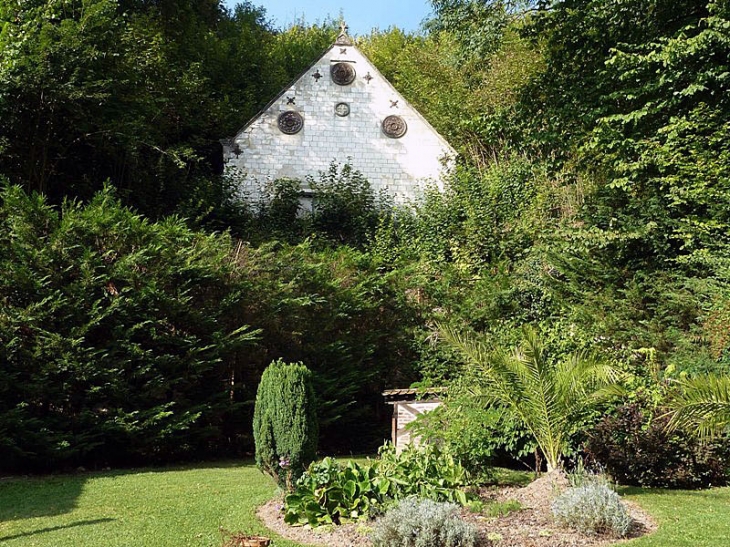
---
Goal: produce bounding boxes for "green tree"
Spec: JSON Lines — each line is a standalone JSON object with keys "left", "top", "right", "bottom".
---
{"left": 253, "top": 359, "right": 319, "bottom": 487}
{"left": 0, "top": 184, "right": 258, "bottom": 471}
{"left": 439, "top": 326, "right": 622, "bottom": 470}
{"left": 0, "top": 0, "right": 281, "bottom": 218}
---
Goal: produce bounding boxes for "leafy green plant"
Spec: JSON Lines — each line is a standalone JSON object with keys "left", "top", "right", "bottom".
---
{"left": 283, "top": 444, "right": 475, "bottom": 528}
{"left": 253, "top": 360, "right": 318, "bottom": 488}
{"left": 283, "top": 458, "right": 390, "bottom": 526}
{"left": 411, "top": 391, "right": 534, "bottom": 481}
{"left": 551, "top": 483, "right": 631, "bottom": 537}
{"left": 484, "top": 499, "right": 522, "bottom": 518}
{"left": 439, "top": 326, "right": 622, "bottom": 471}
{"left": 377, "top": 443, "right": 473, "bottom": 506}
{"left": 370, "top": 497, "right": 478, "bottom": 547}
{"left": 308, "top": 161, "right": 392, "bottom": 248}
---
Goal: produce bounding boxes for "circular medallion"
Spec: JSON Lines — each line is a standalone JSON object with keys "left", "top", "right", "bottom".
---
{"left": 335, "top": 102, "right": 350, "bottom": 117}
{"left": 277, "top": 111, "right": 303, "bottom": 134}
{"left": 330, "top": 62, "right": 356, "bottom": 86}
{"left": 381, "top": 115, "right": 407, "bottom": 139}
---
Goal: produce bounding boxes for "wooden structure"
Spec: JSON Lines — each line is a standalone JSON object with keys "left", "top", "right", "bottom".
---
{"left": 383, "top": 388, "right": 445, "bottom": 452}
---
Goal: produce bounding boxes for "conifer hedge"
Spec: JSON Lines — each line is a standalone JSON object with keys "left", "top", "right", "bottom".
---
{"left": 253, "top": 359, "right": 318, "bottom": 486}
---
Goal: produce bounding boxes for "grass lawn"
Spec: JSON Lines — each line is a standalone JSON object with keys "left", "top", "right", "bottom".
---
{"left": 0, "top": 461, "right": 308, "bottom": 547}
{"left": 620, "top": 486, "right": 730, "bottom": 547}
{"left": 2, "top": 461, "right": 729, "bottom": 547}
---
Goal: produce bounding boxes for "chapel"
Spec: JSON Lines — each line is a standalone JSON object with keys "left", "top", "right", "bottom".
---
{"left": 222, "top": 24, "right": 456, "bottom": 205}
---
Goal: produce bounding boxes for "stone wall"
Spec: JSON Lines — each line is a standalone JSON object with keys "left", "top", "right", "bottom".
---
{"left": 223, "top": 42, "right": 455, "bottom": 205}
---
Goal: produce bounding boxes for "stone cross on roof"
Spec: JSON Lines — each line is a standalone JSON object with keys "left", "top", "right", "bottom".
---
{"left": 335, "top": 20, "right": 353, "bottom": 46}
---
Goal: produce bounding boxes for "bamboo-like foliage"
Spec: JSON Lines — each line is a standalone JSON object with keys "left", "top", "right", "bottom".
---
{"left": 439, "top": 326, "right": 622, "bottom": 471}
{"left": 666, "top": 374, "right": 730, "bottom": 439}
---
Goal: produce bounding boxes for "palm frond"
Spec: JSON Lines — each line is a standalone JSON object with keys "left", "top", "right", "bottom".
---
{"left": 437, "top": 324, "right": 623, "bottom": 471}
{"left": 666, "top": 374, "right": 730, "bottom": 438}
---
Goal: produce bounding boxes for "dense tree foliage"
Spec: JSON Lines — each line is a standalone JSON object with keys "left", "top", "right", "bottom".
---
{"left": 1, "top": 0, "right": 729, "bottom": 470}
{"left": 0, "top": 186, "right": 420, "bottom": 471}
{"left": 0, "top": 0, "right": 335, "bottom": 218}
{"left": 0, "top": 185, "right": 257, "bottom": 471}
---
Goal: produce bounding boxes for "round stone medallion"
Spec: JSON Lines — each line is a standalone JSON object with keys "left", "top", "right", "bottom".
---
{"left": 381, "top": 115, "right": 407, "bottom": 139}
{"left": 335, "top": 102, "right": 350, "bottom": 117}
{"left": 330, "top": 62, "right": 356, "bottom": 85}
{"left": 277, "top": 111, "right": 303, "bottom": 134}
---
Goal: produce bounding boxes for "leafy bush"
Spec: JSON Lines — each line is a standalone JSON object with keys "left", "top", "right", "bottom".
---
{"left": 411, "top": 392, "right": 533, "bottom": 481}
{"left": 284, "top": 458, "right": 390, "bottom": 526}
{"left": 586, "top": 403, "right": 730, "bottom": 489}
{"left": 253, "top": 360, "right": 318, "bottom": 488}
{"left": 370, "top": 497, "right": 478, "bottom": 547}
{"left": 377, "top": 443, "right": 472, "bottom": 505}
{"left": 308, "top": 161, "right": 392, "bottom": 248}
{"left": 551, "top": 484, "right": 631, "bottom": 537}
{"left": 283, "top": 444, "right": 474, "bottom": 527}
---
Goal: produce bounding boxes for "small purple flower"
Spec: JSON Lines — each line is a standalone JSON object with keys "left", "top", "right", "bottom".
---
{"left": 279, "top": 456, "right": 290, "bottom": 469}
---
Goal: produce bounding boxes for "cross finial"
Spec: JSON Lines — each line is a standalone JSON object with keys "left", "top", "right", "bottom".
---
{"left": 335, "top": 18, "right": 353, "bottom": 46}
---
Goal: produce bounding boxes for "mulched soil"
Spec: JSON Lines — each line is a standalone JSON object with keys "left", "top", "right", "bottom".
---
{"left": 256, "top": 471, "right": 657, "bottom": 547}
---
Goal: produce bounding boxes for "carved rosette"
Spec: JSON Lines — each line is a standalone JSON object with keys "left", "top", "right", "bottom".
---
{"left": 382, "top": 115, "right": 407, "bottom": 139}
{"left": 330, "top": 63, "right": 356, "bottom": 86}
{"left": 335, "top": 102, "right": 350, "bottom": 117}
{"left": 277, "top": 111, "right": 303, "bottom": 134}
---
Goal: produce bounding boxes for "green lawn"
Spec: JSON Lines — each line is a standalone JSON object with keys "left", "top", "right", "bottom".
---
{"left": 1, "top": 462, "right": 729, "bottom": 547}
{"left": 620, "top": 486, "right": 730, "bottom": 547}
{"left": 0, "top": 461, "right": 308, "bottom": 547}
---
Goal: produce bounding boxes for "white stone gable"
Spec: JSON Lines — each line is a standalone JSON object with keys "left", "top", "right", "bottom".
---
{"left": 223, "top": 41, "right": 456, "bottom": 204}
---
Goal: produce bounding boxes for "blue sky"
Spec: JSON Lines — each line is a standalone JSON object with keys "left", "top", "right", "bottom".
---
{"left": 224, "top": 0, "right": 433, "bottom": 36}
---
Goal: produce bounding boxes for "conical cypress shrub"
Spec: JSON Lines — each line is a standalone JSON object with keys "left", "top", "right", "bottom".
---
{"left": 253, "top": 359, "right": 318, "bottom": 487}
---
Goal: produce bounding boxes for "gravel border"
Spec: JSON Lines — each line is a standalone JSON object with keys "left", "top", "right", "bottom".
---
{"left": 256, "top": 473, "right": 656, "bottom": 547}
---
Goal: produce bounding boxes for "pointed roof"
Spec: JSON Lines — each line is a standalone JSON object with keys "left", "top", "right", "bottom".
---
{"left": 224, "top": 26, "right": 457, "bottom": 204}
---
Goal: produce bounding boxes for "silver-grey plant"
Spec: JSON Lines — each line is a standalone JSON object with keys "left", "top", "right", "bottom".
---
{"left": 371, "top": 497, "right": 478, "bottom": 547}
{"left": 551, "top": 483, "right": 631, "bottom": 537}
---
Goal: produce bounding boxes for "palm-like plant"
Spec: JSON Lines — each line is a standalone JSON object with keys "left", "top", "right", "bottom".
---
{"left": 439, "top": 326, "right": 622, "bottom": 471}
{"left": 666, "top": 374, "right": 730, "bottom": 439}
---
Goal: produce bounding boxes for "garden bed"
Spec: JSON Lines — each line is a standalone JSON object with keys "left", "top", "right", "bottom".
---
{"left": 257, "top": 472, "right": 656, "bottom": 547}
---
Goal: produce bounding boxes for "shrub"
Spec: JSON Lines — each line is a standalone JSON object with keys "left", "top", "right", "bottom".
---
{"left": 308, "top": 161, "right": 391, "bottom": 248}
{"left": 411, "top": 394, "right": 533, "bottom": 481}
{"left": 551, "top": 483, "right": 631, "bottom": 537}
{"left": 284, "top": 457, "right": 390, "bottom": 526}
{"left": 370, "top": 497, "right": 478, "bottom": 547}
{"left": 253, "top": 360, "right": 318, "bottom": 488}
{"left": 0, "top": 186, "right": 257, "bottom": 472}
{"left": 283, "top": 443, "right": 475, "bottom": 527}
{"left": 586, "top": 403, "right": 730, "bottom": 488}
{"left": 377, "top": 443, "right": 472, "bottom": 505}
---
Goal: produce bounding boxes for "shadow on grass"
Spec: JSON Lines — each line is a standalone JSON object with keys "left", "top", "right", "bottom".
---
{"left": 0, "top": 459, "right": 258, "bottom": 523}
{"left": 0, "top": 474, "right": 87, "bottom": 522}
{"left": 0, "top": 518, "right": 115, "bottom": 542}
